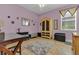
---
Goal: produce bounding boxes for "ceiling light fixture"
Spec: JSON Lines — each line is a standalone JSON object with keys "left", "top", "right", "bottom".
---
{"left": 39, "top": 4, "right": 46, "bottom": 8}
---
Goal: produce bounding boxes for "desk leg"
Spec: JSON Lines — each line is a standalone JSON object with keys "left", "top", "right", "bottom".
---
{"left": 13, "top": 41, "right": 23, "bottom": 55}
{"left": 19, "top": 45, "right": 21, "bottom": 55}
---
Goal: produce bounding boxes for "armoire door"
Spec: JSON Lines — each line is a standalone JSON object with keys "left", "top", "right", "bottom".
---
{"left": 46, "top": 20, "right": 50, "bottom": 31}
{"left": 42, "top": 21, "right": 45, "bottom": 31}
{"left": 41, "top": 20, "right": 45, "bottom": 37}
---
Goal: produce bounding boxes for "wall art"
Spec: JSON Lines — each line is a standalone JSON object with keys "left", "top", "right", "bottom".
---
{"left": 54, "top": 19, "right": 58, "bottom": 30}
{"left": 21, "top": 17, "right": 30, "bottom": 26}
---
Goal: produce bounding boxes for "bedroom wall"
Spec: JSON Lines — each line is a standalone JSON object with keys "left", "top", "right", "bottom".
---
{"left": 0, "top": 4, "right": 78, "bottom": 42}
{"left": 38, "top": 4, "right": 79, "bottom": 43}
{"left": 0, "top": 4, "right": 39, "bottom": 39}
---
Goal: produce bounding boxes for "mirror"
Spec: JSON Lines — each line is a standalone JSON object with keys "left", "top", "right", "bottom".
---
{"left": 21, "top": 17, "right": 30, "bottom": 26}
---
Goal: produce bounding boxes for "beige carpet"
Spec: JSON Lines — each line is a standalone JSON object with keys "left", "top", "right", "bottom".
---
{"left": 7, "top": 37, "right": 73, "bottom": 55}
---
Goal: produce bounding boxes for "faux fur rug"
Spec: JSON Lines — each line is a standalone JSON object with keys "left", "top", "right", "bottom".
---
{"left": 23, "top": 41, "right": 53, "bottom": 55}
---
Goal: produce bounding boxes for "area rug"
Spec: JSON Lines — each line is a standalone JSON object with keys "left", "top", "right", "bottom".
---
{"left": 23, "top": 41, "right": 53, "bottom": 55}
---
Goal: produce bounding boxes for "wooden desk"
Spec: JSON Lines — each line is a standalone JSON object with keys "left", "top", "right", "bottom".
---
{"left": 0, "top": 33, "right": 29, "bottom": 55}
{"left": 72, "top": 34, "right": 79, "bottom": 55}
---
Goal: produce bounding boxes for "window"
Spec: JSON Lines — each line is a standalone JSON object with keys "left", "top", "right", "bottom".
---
{"left": 21, "top": 17, "right": 29, "bottom": 26}
{"left": 61, "top": 11, "right": 77, "bottom": 30}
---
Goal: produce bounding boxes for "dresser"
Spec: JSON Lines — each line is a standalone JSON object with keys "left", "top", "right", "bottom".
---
{"left": 72, "top": 33, "right": 79, "bottom": 55}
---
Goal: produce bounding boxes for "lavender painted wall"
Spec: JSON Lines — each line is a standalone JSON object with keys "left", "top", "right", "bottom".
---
{"left": 0, "top": 4, "right": 79, "bottom": 42}
{"left": 39, "top": 4, "right": 79, "bottom": 43}
{"left": 0, "top": 5, "right": 39, "bottom": 39}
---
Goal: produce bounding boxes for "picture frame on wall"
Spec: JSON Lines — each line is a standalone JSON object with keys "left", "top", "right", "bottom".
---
{"left": 54, "top": 19, "right": 58, "bottom": 30}
{"left": 21, "top": 17, "right": 30, "bottom": 26}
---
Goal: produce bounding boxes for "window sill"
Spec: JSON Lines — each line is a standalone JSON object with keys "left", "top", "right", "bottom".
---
{"left": 61, "top": 29, "right": 77, "bottom": 31}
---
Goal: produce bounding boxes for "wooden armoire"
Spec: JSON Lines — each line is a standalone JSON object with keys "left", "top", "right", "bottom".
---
{"left": 41, "top": 17, "right": 53, "bottom": 39}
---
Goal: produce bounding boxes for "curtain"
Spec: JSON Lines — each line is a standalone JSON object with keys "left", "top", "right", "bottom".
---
{"left": 68, "top": 7, "right": 78, "bottom": 16}
{"left": 59, "top": 7, "right": 78, "bottom": 17}
{"left": 59, "top": 10, "right": 67, "bottom": 17}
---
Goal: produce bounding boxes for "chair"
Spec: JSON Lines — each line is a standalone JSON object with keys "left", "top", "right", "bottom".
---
{"left": 0, "top": 45, "right": 14, "bottom": 55}
{"left": 0, "top": 40, "right": 23, "bottom": 55}
{"left": 0, "top": 35, "right": 27, "bottom": 55}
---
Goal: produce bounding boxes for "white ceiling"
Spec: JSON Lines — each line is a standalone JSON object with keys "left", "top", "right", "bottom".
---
{"left": 18, "top": 4, "right": 75, "bottom": 15}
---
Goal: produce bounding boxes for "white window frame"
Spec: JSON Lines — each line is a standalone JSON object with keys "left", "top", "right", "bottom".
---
{"left": 61, "top": 11, "right": 77, "bottom": 31}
